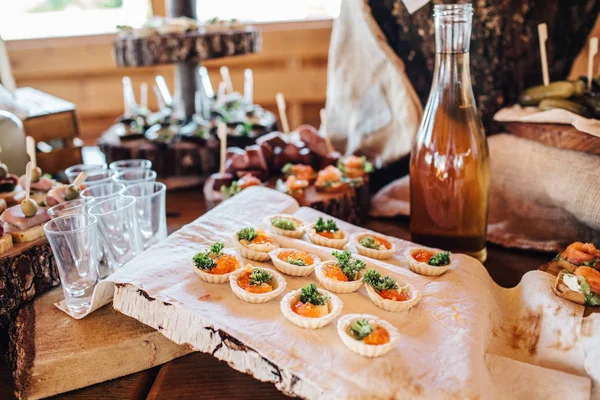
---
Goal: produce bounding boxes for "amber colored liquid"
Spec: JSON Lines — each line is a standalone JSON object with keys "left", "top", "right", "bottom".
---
{"left": 409, "top": 52, "right": 490, "bottom": 262}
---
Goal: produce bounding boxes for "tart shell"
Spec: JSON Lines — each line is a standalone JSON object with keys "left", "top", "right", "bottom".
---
{"left": 337, "top": 314, "right": 399, "bottom": 357}
{"left": 269, "top": 248, "right": 319, "bottom": 277}
{"left": 229, "top": 267, "right": 287, "bottom": 304}
{"left": 352, "top": 232, "right": 398, "bottom": 260}
{"left": 280, "top": 288, "right": 343, "bottom": 329}
{"left": 233, "top": 232, "right": 277, "bottom": 262}
{"left": 264, "top": 214, "right": 306, "bottom": 239}
{"left": 307, "top": 225, "right": 348, "bottom": 250}
{"left": 315, "top": 260, "right": 363, "bottom": 293}
{"left": 405, "top": 248, "right": 453, "bottom": 276}
{"left": 365, "top": 283, "right": 421, "bottom": 312}
{"left": 192, "top": 251, "right": 243, "bottom": 284}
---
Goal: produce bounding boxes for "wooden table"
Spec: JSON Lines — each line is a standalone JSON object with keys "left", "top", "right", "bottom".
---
{"left": 0, "top": 188, "right": 552, "bottom": 400}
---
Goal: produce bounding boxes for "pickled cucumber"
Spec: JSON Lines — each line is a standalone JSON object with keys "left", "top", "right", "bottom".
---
{"left": 538, "top": 98, "right": 593, "bottom": 118}
{"left": 518, "top": 81, "right": 576, "bottom": 106}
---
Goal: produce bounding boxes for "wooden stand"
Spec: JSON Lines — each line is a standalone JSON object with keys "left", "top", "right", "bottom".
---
{"left": 503, "top": 122, "right": 600, "bottom": 155}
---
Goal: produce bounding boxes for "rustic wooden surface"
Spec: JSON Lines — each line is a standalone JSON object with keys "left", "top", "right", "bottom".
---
{"left": 0, "top": 187, "right": 582, "bottom": 399}
{"left": 503, "top": 122, "right": 600, "bottom": 155}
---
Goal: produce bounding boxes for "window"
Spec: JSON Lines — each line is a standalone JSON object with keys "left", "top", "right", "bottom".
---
{"left": 0, "top": 0, "right": 341, "bottom": 41}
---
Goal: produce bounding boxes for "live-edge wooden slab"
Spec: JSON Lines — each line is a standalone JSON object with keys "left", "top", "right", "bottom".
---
{"left": 8, "top": 287, "right": 191, "bottom": 400}
{"left": 504, "top": 122, "right": 600, "bottom": 155}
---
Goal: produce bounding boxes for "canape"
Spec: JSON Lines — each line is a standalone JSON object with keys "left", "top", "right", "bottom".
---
{"left": 553, "top": 267, "right": 600, "bottom": 306}
{"left": 0, "top": 223, "right": 13, "bottom": 254}
{"left": 276, "top": 175, "right": 309, "bottom": 199}
{"left": 352, "top": 232, "right": 398, "bottom": 260}
{"left": 233, "top": 227, "right": 279, "bottom": 262}
{"left": 220, "top": 173, "right": 261, "bottom": 198}
{"left": 192, "top": 241, "right": 242, "bottom": 283}
{"left": 405, "top": 248, "right": 453, "bottom": 276}
{"left": 0, "top": 163, "right": 23, "bottom": 206}
{"left": 363, "top": 269, "right": 421, "bottom": 312}
{"left": 19, "top": 172, "right": 54, "bottom": 206}
{"left": 337, "top": 314, "right": 399, "bottom": 357}
{"left": 547, "top": 242, "right": 600, "bottom": 272}
{"left": 264, "top": 214, "right": 305, "bottom": 238}
{"left": 282, "top": 163, "right": 317, "bottom": 183}
{"left": 314, "top": 166, "right": 348, "bottom": 193}
{"left": 268, "top": 248, "right": 319, "bottom": 277}
{"left": 337, "top": 155, "right": 373, "bottom": 180}
{"left": 46, "top": 172, "right": 87, "bottom": 207}
{"left": 229, "top": 265, "right": 286, "bottom": 304}
{"left": 2, "top": 197, "right": 49, "bottom": 243}
{"left": 280, "top": 283, "right": 343, "bottom": 329}
{"left": 315, "top": 250, "right": 366, "bottom": 293}
{"left": 307, "top": 217, "right": 348, "bottom": 249}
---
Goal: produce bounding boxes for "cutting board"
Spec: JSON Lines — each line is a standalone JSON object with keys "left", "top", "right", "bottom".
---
{"left": 503, "top": 122, "right": 600, "bottom": 155}
{"left": 9, "top": 287, "right": 191, "bottom": 400}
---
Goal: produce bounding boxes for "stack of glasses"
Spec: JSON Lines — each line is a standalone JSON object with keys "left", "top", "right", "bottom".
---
{"left": 44, "top": 159, "right": 167, "bottom": 314}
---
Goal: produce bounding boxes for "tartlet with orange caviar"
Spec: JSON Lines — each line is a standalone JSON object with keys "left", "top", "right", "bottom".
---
{"left": 234, "top": 227, "right": 279, "bottom": 262}
{"left": 269, "top": 248, "right": 320, "bottom": 277}
{"left": 363, "top": 269, "right": 420, "bottom": 312}
{"left": 337, "top": 314, "right": 399, "bottom": 357}
{"left": 315, "top": 250, "right": 366, "bottom": 293}
{"left": 280, "top": 283, "right": 343, "bottom": 329}
{"left": 264, "top": 214, "right": 306, "bottom": 239}
{"left": 192, "top": 242, "right": 242, "bottom": 283}
{"left": 307, "top": 217, "right": 348, "bottom": 249}
{"left": 352, "top": 232, "right": 398, "bottom": 260}
{"left": 405, "top": 248, "right": 453, "bottom": 276}
{"left": 229, "top": 265, "right": 286, "bottom": 304}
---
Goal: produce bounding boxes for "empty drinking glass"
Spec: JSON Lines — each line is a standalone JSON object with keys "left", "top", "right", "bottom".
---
{"left": 82, "top": 170, "right": 115, "bottom": 187}
{"left": 48, "top": 198, "right": 90, "bottom": 219}
{"left": 44, "top": 214, "right": 99, "bottom": 314}
{"left": 81, "top": 182, "right": 125, "bottom": 202}
{"left": 109, "top": 159, "right": 152, "bottom": 172}
{"left": 112, "top": 168, "right": 157, "bottom": 187}
{"left": 88, "top": 195, "right": 142, "bottom": 278}
{"left": 120, "top": 182, "right": 167, "bottom": 250}
{"left": 65, "top": 163, "right": 107, "bottom": 183}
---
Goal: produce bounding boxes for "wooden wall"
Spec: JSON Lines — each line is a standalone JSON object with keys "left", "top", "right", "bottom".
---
{"left": 6, "top": 20, "right": 332, "bottom": 143}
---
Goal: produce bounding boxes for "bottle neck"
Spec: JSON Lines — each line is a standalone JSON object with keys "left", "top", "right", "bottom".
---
{"left": 434, "top": 4, "right": 472, "bottom": 54}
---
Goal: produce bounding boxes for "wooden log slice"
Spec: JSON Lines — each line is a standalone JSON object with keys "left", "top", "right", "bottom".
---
{"left": 113, "top": 29, "right": 261, "bottom": 67}
{"left": 0, "top": 238, "right": 59, "bottom": 328}
{"left": 503, "top": 122, "right": 600, "bottom": 155}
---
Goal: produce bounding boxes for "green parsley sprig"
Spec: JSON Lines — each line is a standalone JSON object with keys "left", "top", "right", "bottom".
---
{"left": 272, "top": 218, "right": 297, "bottom": 231}
{"left": 428, "top": 251, "right": 451, "bottom": 267}
{"left": 359, "top": 236, "right": 379, "bottom": 250}
{"left": 349, "top": 319, "right": 374, "bottom": 340}
{"left": 363, "top": 269, "right": 398, "bottom": 292}
{"left": 237, "top": 227, "right": 258, "bottom": 242}
{"left": 332, "top": 250, "right": 366, "bottom": 281}
{"left": 299, "top": 283, "right": 329, "bottom": 306}
{"left": 192, "top": 241, "right": 225, "bottom": 271}
{"left": 249, "top": 268, "right": 273, "bottom": 286}
{"left": 314, "top": 217, "right": 338, "bottom": 233}
{"left": 287, "top": 257, "right": 307, "bottom": 266}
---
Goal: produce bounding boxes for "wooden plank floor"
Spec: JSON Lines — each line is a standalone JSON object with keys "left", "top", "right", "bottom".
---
{"left": 0, "top": 187, "right": 554, "bottom": 399}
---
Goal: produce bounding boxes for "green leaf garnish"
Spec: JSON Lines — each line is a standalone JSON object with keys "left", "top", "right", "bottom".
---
{"left": 314, "top": 217, "right": 338, "bottom": 233}
{"left": 299, "top": 283, "right": 328, "bottom": 306}
{"left": 349, "top": 319, "right": 374, "bottom": 340}
{"left": 208, "top": 242, "right": 225, "bottom": 256}
{"left": 249, "top": 268, "right": 272, "bottom": 286}
{"left": 192, "top": 241, "right": 225, "bottom": 271}
{"left": 287, "top": 257, "right": 307, "bottom": 266}
{"left": 332, "top": 250, "right": 366, "bottom": 281}
{"left": 282, "top": 163, "right": 293, "bottom": 176}
{"left": 220, "top": 181, "right": 241, "bottom": 198}
{"left": 363, "top": 269, "right": 398, "bottom": 292}
{"left": 428, "top": 251, "right": 451, "bottom": 267}
{"left": 359, "top": 236, "right": 379, "bottom": 250}
{"left": 237, "top": 227, "right": 258, "bottom": 242}
{"left": 272, "top": 218, "right": 297, "bottom": 231}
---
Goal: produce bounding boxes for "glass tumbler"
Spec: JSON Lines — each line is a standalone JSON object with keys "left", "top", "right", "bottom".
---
{"left": 44, "top": 214, "right": 99, "bottom": 313}
{"left": 48, "top": 198, "right": 90, "bottom": 219}
{"left": 88, "top": 195, "right": 143, "bottom": 278}
{"left": 120, "top": 182, "right": 167, "bottom": 250}
{"left": 109, "top": 159, "right": 152, "bottom": 172}
{"left": 65, "top": 163, "right": 107, "bottom": 183}
{"left": 82, "top": 170, "right": 115, "bottom": 187}
{"left": 81, "top": 182, "right": 125, "bottom": 203}
{"left": 112, "top": 168, "right": 157, "bottom": 187}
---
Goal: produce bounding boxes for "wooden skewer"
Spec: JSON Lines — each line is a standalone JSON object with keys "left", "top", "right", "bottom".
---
{"left": 220, "top": 66, "right": 233, "bottom": 94}
{"left": 216, "top": 81, "right": 226, "bottom": 102}
{"left": 24, "top": 162, "right": 31, "bottom": 203}
{"left": 25, "top": 136, "right": 37, "bottom": 169}
{"left": 587, "top": 37, "right": 598, "bottom": 91}
{"left": 217, "top": 122, "right": 227, "bottom": 175}
{"left": 73, "top": 171, "right": 88, "bottom": 188}
{"left": 199, "top": 66, "right": 214, "bottom": 99}
{"left": 319, "top": 108, "right": 334, "bottom": 153}
{"left": 244, "top": 69, "right": 253, "bottom": 104}
{"left": 275, "top": 93, "right": 290, "bottom": 134}
{"left": 538, "top": 23, "right": 550, "bottom": 87}
{"left": 140, "top": 83, "right": 148, "bottom": 110}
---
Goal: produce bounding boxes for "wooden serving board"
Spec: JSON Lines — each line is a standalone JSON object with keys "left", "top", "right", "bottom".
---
{"left": 8, "top": 287, "right": 191, "bottom": 400}
{"left": 504, "top": 122, "right": 600, "bottom": 155}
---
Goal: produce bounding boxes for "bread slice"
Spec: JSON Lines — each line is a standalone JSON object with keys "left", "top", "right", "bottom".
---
{"left": 553, "top": 271, "right": 585, "bottom": 305}
{"left": 9, "top": 224, "right": 46, "bottom": 243}
{"left": 0, "top": 186, "right": 25, "bottom": 206}
{"left": 0, "top": 233, "right": 13, "bottom": 254}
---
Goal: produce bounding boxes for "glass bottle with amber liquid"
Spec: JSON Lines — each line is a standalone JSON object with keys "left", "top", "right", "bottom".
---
{"left": 409, "top": 3, "right": 490, "bottom": 262}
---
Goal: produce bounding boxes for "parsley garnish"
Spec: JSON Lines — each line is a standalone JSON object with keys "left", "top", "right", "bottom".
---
{"left": 220, "top": 181, "right": 241, "bottom": 198}
{"left": 282, "top": 163, "right": 293, "bottom": 176}
{"left": 363, "top": 269, "right": 398, "bottom": 292}
{"left": 428, "top": 251, "right": 451, "bottom": 266}
{"left": 314, "top": 217, "right": 338, "bottom": 233}
{"left": 299, "top": 283, "right": 328, "bottom": 306}
{"left": 332, "top": 250, "right": 366, "bottom": 281}
{"left": 349, "top": 319, "right": 374, "bottom": 340}
{"left": 580, "top": 259, "right": 598, "bottom": 267}
{"left": 287, "top": 257, "right": 307, "bottom": 266}
{"left": 359, "top": 236, "right": 379, "bottom": 250}
{"left": 237, "top": 227, "right": 258, "bottom": 242}
{"left": 249, "top": 268, "right": 272, "bottom": 286}
{"left": 192, "top": 241, "right": 225, "bottom": 271}
{"left": 272, "top": 218, "right": 297, "bottom": 231}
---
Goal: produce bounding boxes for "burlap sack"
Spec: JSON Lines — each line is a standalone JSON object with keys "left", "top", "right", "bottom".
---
{"left": 325, "top": 0, "right": 423, "bottom": 164}
{"left": 371, "top": 134, "right": 600, "bottom": 252}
